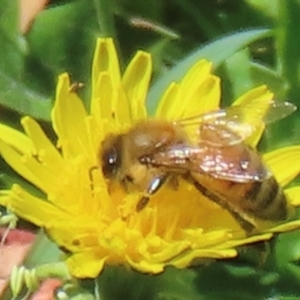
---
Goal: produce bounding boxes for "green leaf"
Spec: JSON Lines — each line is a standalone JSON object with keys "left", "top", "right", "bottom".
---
{"left": 0, "top": 73, "right": 52, "bottom": 120}
{"left": 192, "top": 262, "right": 273, "bottom": 300}
{"left": 95, "top": 263, "right": 278, "bottom": 300}
{"left": 147, "top": 28, "right": 271, "bottom": 113}
{"left": 0, "top": 0, "right": 52, "bottom": 120}
{"left": 277, "top": 0, "right": 300, "bottom": 102}
{"left": 250, "top": 62, "right": 286, "bottom": 97}
{"left": 96, "top": 266, "right": 201, "bottom": 300}
{"left": 223, "top": 49, "right": 253, "bottom": 100}
{"left": 273, "top": 229, "right": 300, "bottom": 281}
{"left": 24, "top": 231, "right": 63, "bottom": 267}
{"left": 260, "top": 0, "right": 300, "bottom": 146}
{"left": 0, "top": 0, "right": 26, "bottom": 78}
{"left": 245, "top": 0, "right": 280, "bottom": 19}
{"left": 27, "top": 0, "right": 100, "bottom": 86}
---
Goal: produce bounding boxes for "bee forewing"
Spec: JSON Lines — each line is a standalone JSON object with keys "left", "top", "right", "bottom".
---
{"left": 230, "top": 99, "right": 297, "bottom": 124}
{"left": 201, "top": 164, "right": 272, "bottom": 182}
{"left": 144, "top": 144, "right": 271, "bottom": 183}
{"left": 175, "top": 100, "right": 296, "bottom": 147}
{"left": 262, "top": 100, "right": 297, "bottom": 123}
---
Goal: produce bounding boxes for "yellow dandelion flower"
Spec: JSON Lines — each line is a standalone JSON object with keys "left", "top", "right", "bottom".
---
{"left": 0, "top": 38, "right": 300, "bottom": 278}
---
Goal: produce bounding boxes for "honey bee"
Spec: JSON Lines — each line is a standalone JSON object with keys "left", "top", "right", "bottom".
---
{"left": 100, "top": 100, "right": 296, "bottom": 233}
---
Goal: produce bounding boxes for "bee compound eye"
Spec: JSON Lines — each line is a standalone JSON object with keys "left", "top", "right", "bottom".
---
{"left": 101, "top": 136, "right": 122, "bottom": 178}
{"left": 101, "top": 147, "right": 119, "bottom": 178}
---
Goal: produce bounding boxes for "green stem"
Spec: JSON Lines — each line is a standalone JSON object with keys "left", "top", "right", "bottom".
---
{"left": 93, "top": 0, "right": 117, "bottom": 39}
{"left": 35, "top": 262, "right": 71, "bottom": 280}
{"left": 93, "top": 0, "right": 123, "bottom": 65}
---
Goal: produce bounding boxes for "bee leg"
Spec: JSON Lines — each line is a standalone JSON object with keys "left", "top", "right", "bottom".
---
{"left": 239, "top": 241, "right": 270, "bottom": 268}
{"left": 253, "top": 241, "right": 270, "bottom": 267}
{"left": 168, "top": 176, "right": 179, "bottom": 190}
{"left": 136, "top": 196, "right": 150, "bottom": 212}
{"left": 89, "top": 166, "right": 99, "bottom": 191}
{"left": 136, "top": 175, "right": 168, "bottom": 212}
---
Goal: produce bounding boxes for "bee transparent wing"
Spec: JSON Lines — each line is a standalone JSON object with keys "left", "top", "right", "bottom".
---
{"left": 174, "top": 100, "right": 296, "bottom": 146}
{"left": 140, "top": 100, "right": 295, "bottom": 182}
{"left": 142, "top": 144, "right": 271, "bottom": 183}
{"left": 193, "top": 145, "right": 271, "bottom": 182}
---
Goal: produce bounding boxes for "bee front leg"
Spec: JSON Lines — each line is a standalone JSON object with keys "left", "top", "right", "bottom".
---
{"left": 89, "top": 166, "right": 99, "bottom": 191}
{"left": 136, "top": 174, "right": 168, "bottom": 212}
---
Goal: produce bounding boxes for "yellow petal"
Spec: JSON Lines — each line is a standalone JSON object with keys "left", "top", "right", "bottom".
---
{"left": 51, "top": 73, "right": 89, "bottom": 158}
{"left": 91, "top": 38, "right": 121, "bottom": 100}
{"left": 67, "top": 252, "right": 107, "bottom": 278}
{"left": 22, "top": 155, "right": 64, "bottom": 194}
{"left": 147, "top": 240, "right": 190, "bottom": 263}
{"left": 0, "top": 185, "right": 65, "bottom": 227}
{"left": 178, "top": 60, "right": 216, "bottom": 117}
{"left": 0, "top": 123, "right": 32, "bottom": 155}
{"left": 114, "top": 88, "right": 132, "bottom": 125}
{"left": 233, "top": 86, "right": 272, "bottom": 129}
{"left": 21, "top": 116, "right": 63, "bottom": 173}
{"left": 125, "top": 256, "right": 164, "bottom": 274}
{"left": 85, "top": 116, "right": 105, "bottom": 159}
{"left": 91, "top": 72, "right": 115, "bottom": 122}
{"left": 267, "top": 219, "right": 300, "bottom": 233}
{"left": 224, "top": 232, "right": 273, "bottom": 248}
{"left": 264, "top": 146, "right": 300, "bottom": 186}
{"left": 170, "top": 248, "right": 237, "bottom": 269}
{"left": 47, "top": 223, "right": 99, "bottom": 252}
{"left": 156, "top": 60, "right": 215, "bottom": 120}
{"left": 181, "top": 75, "right": 221, "bottom": 119}
{"left": 180, "top": 60, "right": 213, "bottom": 93}
{"left": 233, "top": 85, "right": 273, "bottom": 146}
{"left": 233, "top": 85, "right": 273, "bottom": 106}
{"left": 284, "top": 186, "right": 300, "bottom": 206}
{"left": 155, "top": 82, "right": 180, "bottom": 120}
{"left": 246, "top": 125, "right": 265, "bottom": 148}
{"left": 181, "top": 229, "right": 231, "bottom": 248}
{"left": 0, "top": 140, "right": 41, "bottom": 188}
{"left": 122, "top": 51, "right": 151, "bottom": 121}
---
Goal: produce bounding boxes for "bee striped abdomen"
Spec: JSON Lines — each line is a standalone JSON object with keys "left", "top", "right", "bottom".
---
{"left": 246, "top": 177, "right": 288, "bottom": 221}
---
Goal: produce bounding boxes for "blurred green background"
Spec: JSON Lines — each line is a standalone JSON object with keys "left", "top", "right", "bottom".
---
{"left": 2, "top": 0, "right": 300, "bottom": 299}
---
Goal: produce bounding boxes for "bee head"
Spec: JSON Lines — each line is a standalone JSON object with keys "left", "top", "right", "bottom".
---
{"left": 100, "top": 135, "right": 123, "bottom": 179}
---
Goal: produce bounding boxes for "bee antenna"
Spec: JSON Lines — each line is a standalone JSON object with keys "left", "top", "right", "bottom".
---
{"left": 89, "top": 166, "right": 99, "bottom": 192}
